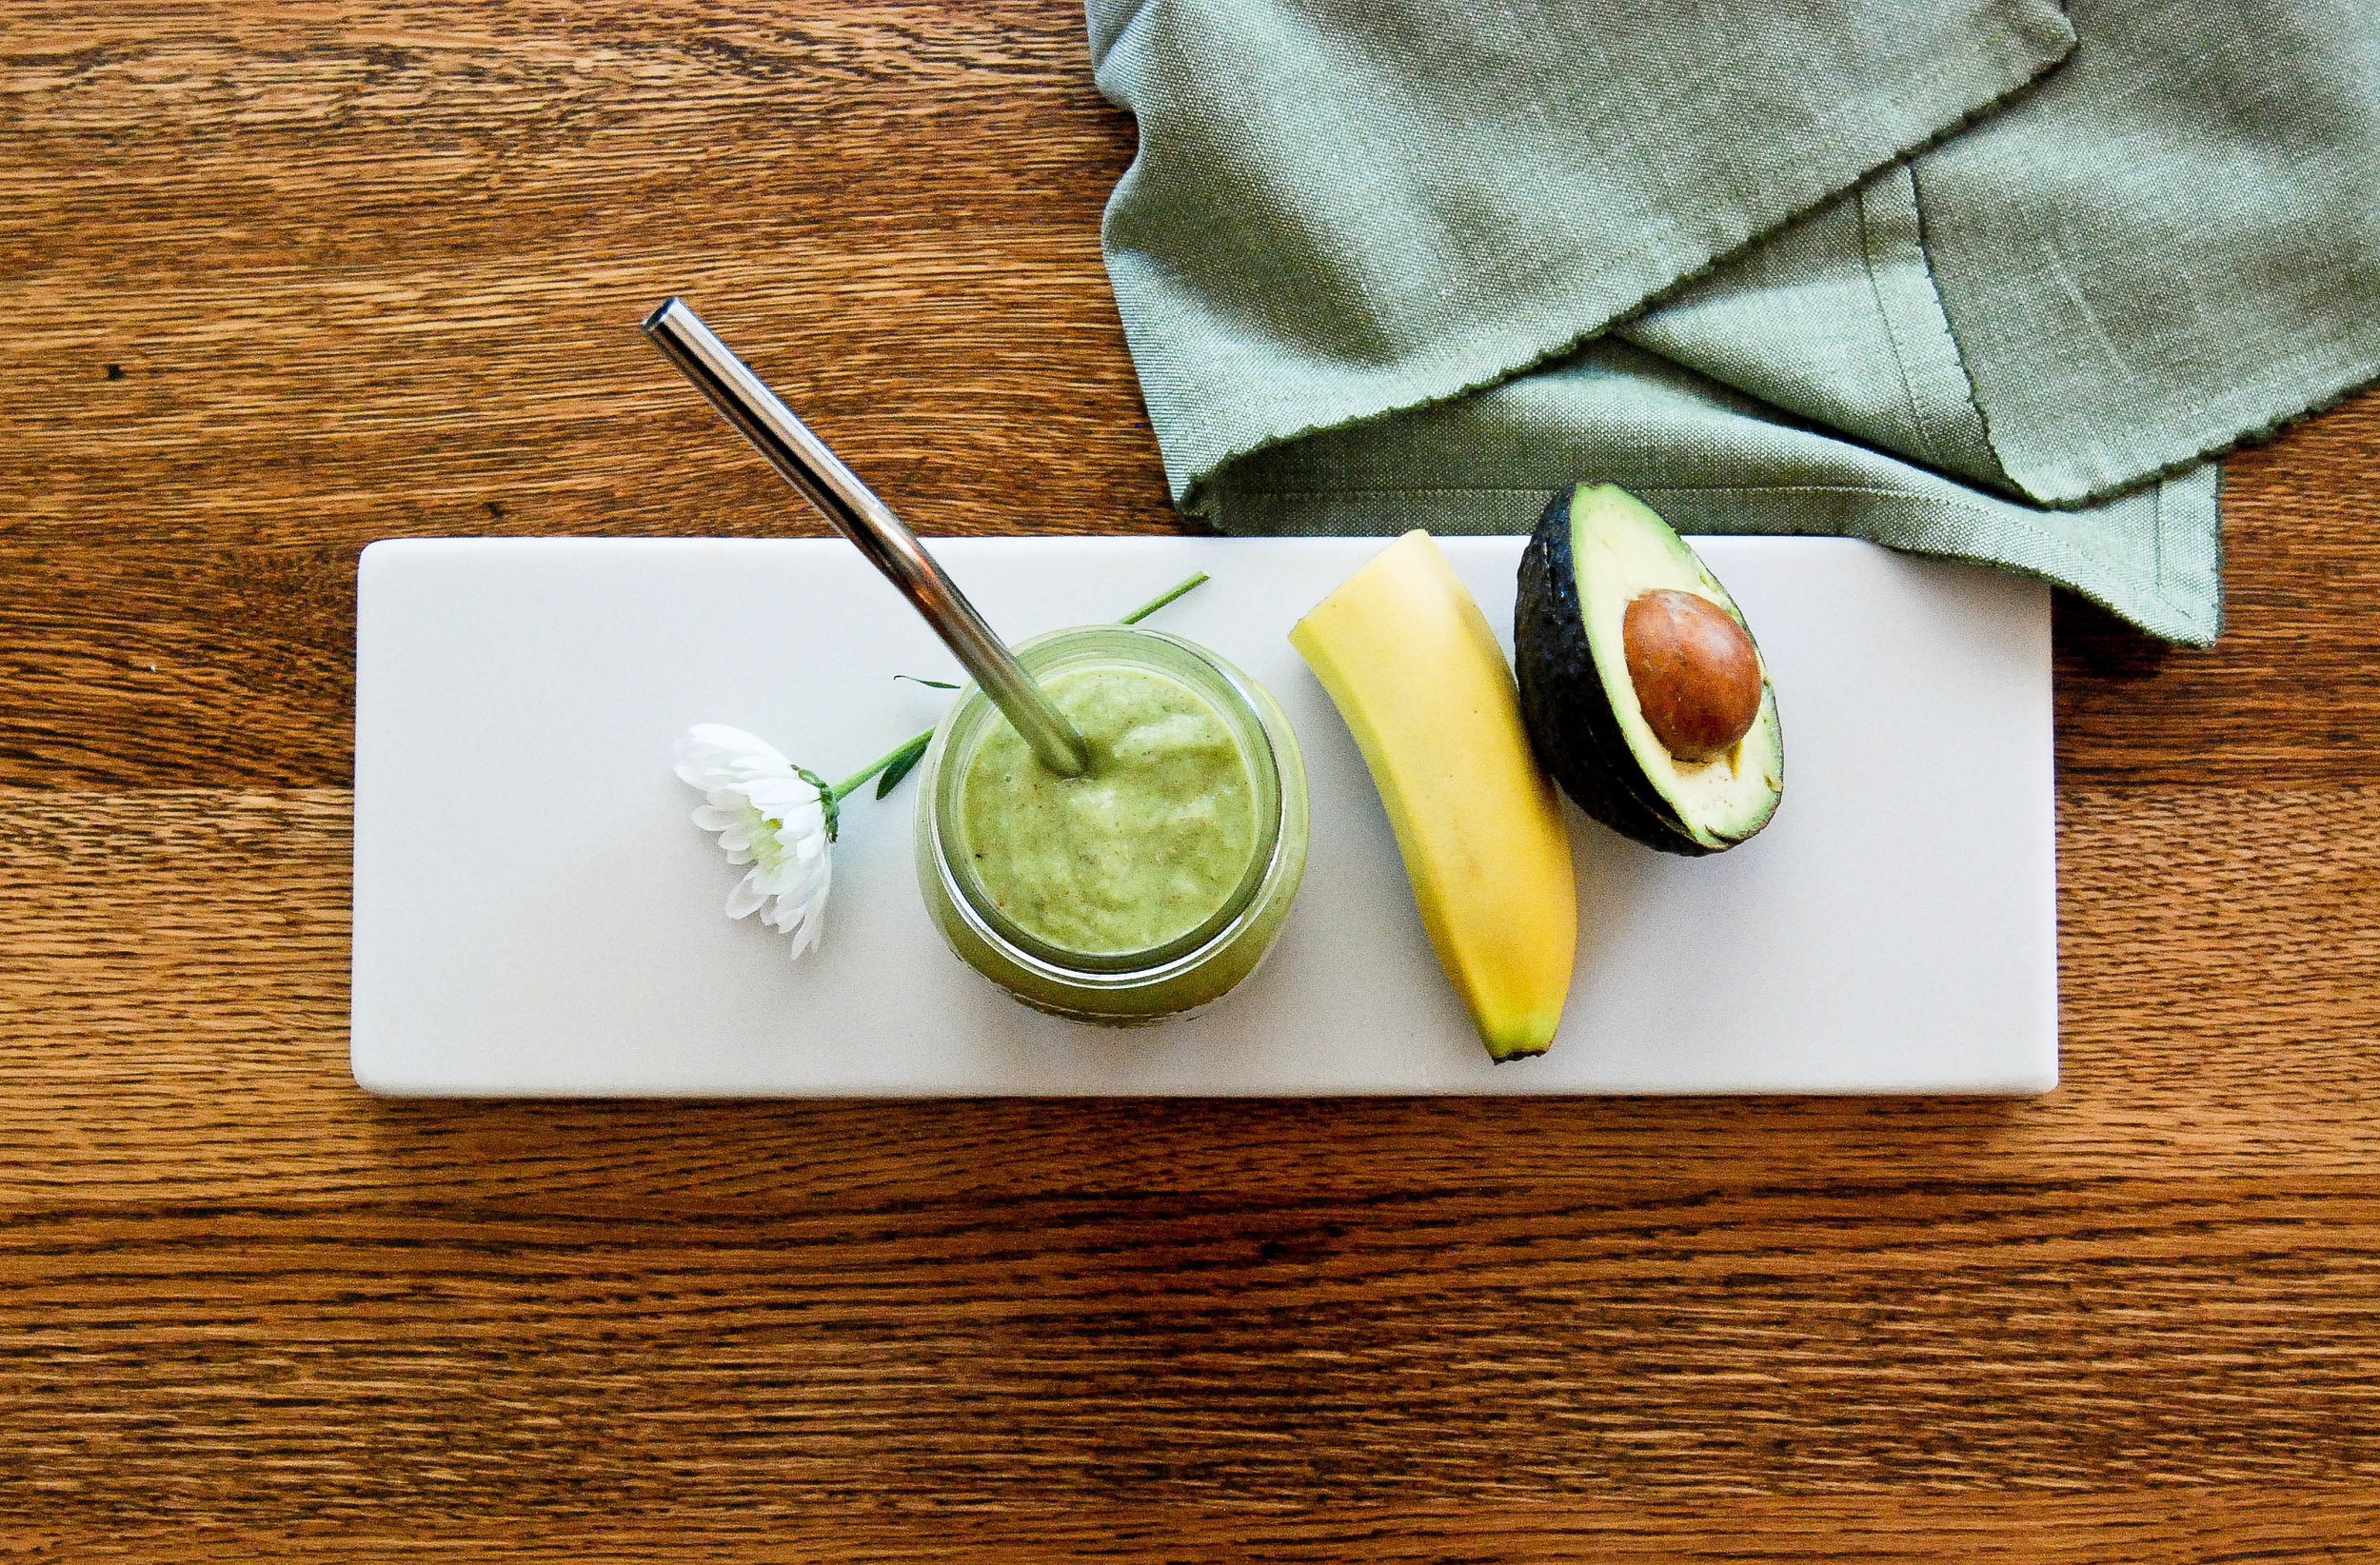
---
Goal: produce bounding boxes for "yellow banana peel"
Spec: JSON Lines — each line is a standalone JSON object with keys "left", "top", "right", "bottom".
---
{"left": 1291, "top": 531, "right": 1577, "bottom": 1060}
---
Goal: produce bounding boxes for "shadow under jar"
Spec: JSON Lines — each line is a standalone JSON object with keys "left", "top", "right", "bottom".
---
{"left": 915, "top": 624, "right": 1309, "bottom": 1024}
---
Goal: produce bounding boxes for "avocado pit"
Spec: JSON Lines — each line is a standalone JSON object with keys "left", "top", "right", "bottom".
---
{"left": 1621, "top": 589, "right": 1763, "bottom": 762}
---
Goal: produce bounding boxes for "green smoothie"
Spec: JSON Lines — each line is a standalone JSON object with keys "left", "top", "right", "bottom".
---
{"left": 956, "top": 664, "right": 1259, "bottom": 955}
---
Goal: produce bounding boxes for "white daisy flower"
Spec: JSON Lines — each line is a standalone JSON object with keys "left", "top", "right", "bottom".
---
{"left": 673, "top": 723, "right": 838, "bottom": 960}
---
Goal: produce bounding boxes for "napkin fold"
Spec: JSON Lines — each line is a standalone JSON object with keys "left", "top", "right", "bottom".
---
{"left": 1089, "top": 0, "right": 2380, "bottom": 644}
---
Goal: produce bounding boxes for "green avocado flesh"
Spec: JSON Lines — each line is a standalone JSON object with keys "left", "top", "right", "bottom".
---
{"left": 1515, "top": 485, "right": 1783, "bottom": 856}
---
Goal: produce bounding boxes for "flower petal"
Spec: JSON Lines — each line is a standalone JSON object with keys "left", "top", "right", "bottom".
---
{"left": 788, "top": 898, "right": 827, "bottom": 956}
{"left": 740, "top": 776, "right": 819, "bottom": 814}
{"left": 674, "top": 724, "right": 797, "bottom": 789}
{"left": 774, "top": 883, "right": 829, "bottom": 956}
{"left": 724, "top": 867, "right": 768, "bottom": 921}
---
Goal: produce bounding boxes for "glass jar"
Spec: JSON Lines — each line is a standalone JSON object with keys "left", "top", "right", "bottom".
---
{"left": 914, "top": 624, "right": 1309, "bottom": 1024}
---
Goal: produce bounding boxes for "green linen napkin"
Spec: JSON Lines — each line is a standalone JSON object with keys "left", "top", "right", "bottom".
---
{"left": 1088, "top": 0, "right": 2380, "bottom": 645}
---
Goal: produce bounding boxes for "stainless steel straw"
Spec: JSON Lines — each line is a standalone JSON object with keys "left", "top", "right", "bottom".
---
{"left": 643, "top": 297, "right": 1091, "bottom": 778}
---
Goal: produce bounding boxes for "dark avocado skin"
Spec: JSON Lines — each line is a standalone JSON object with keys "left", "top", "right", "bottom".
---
{"left": 1515, "top": 487, "right": 1721, "bottom": 857}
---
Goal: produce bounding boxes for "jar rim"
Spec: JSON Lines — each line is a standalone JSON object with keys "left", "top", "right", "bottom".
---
{"left": 923, "top": 625, "right": 1288, "bottom": 981}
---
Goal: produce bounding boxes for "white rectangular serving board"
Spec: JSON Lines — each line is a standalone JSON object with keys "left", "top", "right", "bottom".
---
{"left": 352, "top": 535, "right": 2056, "bottom": 1097}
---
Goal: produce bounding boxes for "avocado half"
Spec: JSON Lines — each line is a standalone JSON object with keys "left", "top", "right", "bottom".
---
{"left": 1515, "top": 484, "right": 1783, "bottom": 856}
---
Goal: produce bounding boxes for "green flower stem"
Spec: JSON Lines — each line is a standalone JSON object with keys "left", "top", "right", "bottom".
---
{"left": 830, "top": 729, "right": 934, "bottom": 802}
{"left": 841, "top": 570, "right": 1215, "bottom": 803}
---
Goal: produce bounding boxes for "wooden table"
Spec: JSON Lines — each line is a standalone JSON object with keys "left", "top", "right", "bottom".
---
{"left": 6, "top": 5, "right": 2377, "bottom": 1557}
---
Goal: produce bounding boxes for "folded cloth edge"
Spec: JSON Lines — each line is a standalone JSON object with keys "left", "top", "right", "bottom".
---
{"left": 1201, "top": 466, "right": 2223, "bottom": 647}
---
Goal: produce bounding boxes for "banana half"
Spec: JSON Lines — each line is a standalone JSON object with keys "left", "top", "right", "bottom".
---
{"left": 1291, "top": 531, "right": 1577, "bottom": 1060}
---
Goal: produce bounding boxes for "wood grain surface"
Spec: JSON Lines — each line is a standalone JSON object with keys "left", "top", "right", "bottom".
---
{"left": 4, "top": 4, "right": 2378, "bottom": 1559}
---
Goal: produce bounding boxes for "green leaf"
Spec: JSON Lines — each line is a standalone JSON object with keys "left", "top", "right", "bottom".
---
{"left": 873, "top": 731, "right": 934, "bottom": 799}
{"left": 1118, "top": 571, "right": 1210, "bottom": 625}
{"left": 895, "top": 674, "right": 961, "bottom": 689}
